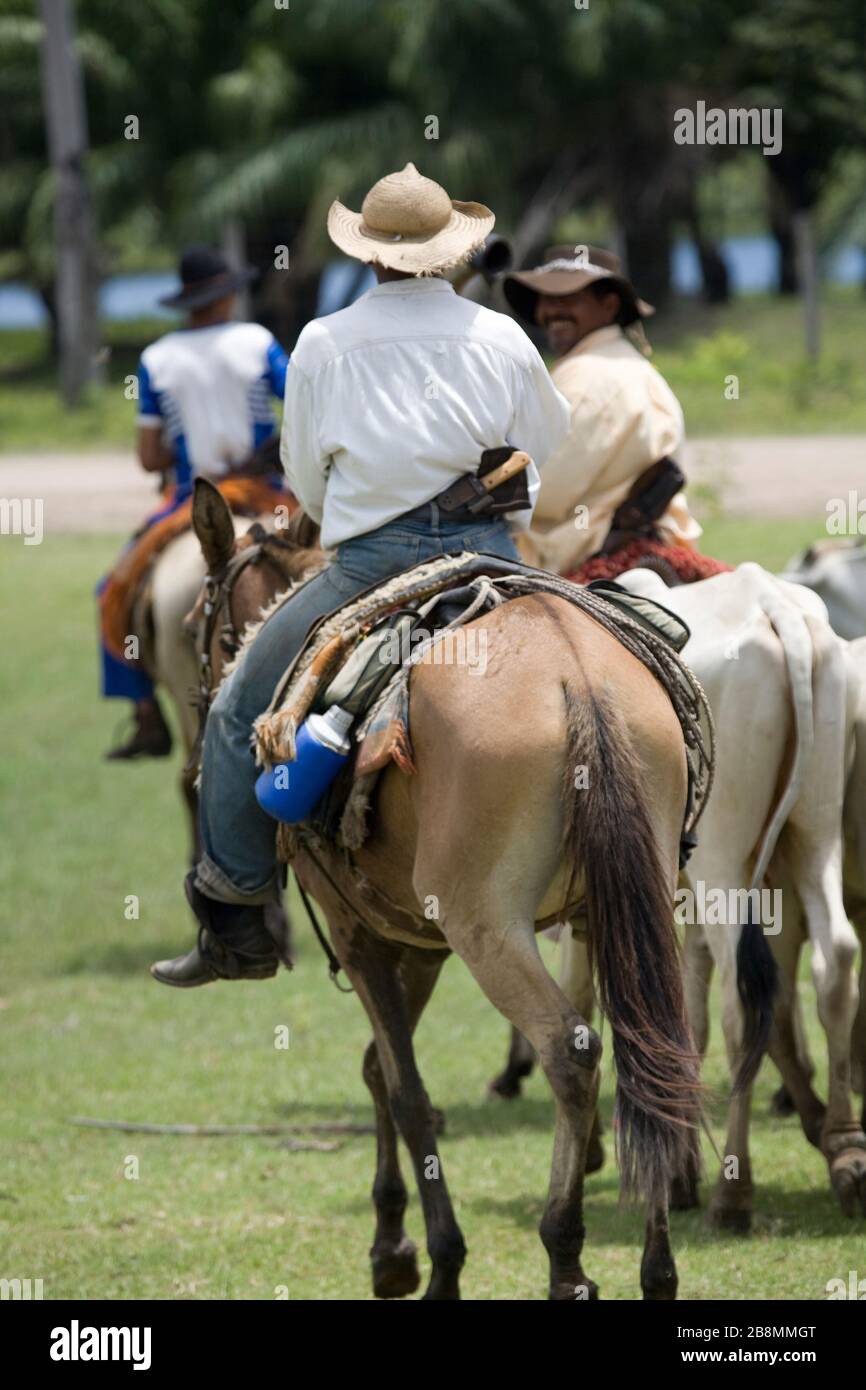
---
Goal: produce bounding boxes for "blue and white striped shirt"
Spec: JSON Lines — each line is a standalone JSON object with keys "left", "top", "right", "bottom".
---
{"left": 138, "top": 322, "right": 289, "bottom": 493}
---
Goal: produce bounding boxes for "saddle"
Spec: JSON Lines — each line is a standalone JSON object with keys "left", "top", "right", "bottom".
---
{"left": 100, "top": 475, "right": 290, "bottom": 664}
{"left": 251, "top": 552, "right": 709, "bottom": 866}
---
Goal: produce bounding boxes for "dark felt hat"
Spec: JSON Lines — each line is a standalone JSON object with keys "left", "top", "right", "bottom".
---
{"left": 503, "top": 244, "right": 653, "bottom": 327}
{"left": 158, "top": 245, "right": 257, "bottom": 311}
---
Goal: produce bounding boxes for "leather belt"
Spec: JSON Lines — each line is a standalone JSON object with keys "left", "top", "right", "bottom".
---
{"left": 399, "top": 498, "right": 489, "bottom": 526}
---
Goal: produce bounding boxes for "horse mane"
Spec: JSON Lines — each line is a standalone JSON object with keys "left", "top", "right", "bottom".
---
{"left": 219, "top": 535, "right": 326, "bottom": 684}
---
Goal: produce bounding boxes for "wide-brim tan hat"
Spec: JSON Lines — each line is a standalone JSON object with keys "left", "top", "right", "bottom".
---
{"left": 503, "top": 244, "right": 654, "bottom": 326}
{"left": 327, "top": 162, "right": 495, "bottom": 275}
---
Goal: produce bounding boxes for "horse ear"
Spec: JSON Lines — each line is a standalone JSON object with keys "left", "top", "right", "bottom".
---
{"left": 192, "top": 478, "right": 235, "bottom": 573}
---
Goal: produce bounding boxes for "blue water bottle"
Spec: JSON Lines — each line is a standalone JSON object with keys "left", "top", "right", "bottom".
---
{"left": 255, "top": 705, "right": 354, "bottom": 824}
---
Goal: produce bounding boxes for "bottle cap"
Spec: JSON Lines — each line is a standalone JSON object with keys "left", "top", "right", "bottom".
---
{"left": 324, "top": 704, "right": 354, "bottom": 738}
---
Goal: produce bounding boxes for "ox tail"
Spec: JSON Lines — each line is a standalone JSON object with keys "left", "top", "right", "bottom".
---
{"left": 562, "top": 683, "right": 702, "bottom": 1204}
{"left": 731, "top": 566, "right": 817, "bottom": 1092}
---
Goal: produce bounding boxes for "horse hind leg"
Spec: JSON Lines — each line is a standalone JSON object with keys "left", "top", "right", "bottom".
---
{"left": 557, "top": 924, "right": 605, "bottom": 1174}
{"left": 293, "top": 845, "right": 464, "bottom": 1300}
{"left": 449, "top": 909, "right": 602, "bottom": 1300}
{"left": 363, "top": 947, "right": 448, "bottom": 1299}
{"left": 418, "top": 823, "right": 602, "bottom": 1298}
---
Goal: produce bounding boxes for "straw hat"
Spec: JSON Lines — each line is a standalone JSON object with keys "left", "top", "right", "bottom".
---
{"left": 503, "top": 244, "right": 654, "bottom": 326}
{"left": 327, "top": 163, "right": 495, "bottom": 275}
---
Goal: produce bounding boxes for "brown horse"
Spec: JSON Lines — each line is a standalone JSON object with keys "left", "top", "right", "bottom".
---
{"left": 186, "top": 479, "right": 702, "bottom": 1300}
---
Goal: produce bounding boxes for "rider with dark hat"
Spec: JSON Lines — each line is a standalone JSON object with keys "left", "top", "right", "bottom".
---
{"left": 98, "top": 246, "right": 289, "bottom": 760}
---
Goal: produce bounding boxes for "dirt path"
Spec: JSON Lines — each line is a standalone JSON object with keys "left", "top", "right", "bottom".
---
{"left": 1, "top": 435, "right": 863, "bottom": 532}
{"left": 684, "top": 435, "right": 865, "bottom": 519}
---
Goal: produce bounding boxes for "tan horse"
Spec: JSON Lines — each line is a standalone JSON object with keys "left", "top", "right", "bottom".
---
{"left": 186, "top": 480, "right": 703, "bottom": 1300}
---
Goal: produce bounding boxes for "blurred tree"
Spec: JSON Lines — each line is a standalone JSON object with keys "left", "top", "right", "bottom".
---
{"left": 4, "top": 0, "right": 866, "bottom": 363}
{"left": 729, "top": 0, "right": 866, "bottom": 296}
{"left": 37, "top": 0, "right": 98, "bottom": 404}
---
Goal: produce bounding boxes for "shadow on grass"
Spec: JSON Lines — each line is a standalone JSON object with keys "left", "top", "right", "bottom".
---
{"left": 270, "top": 1094, "right": 557, "bottom": 1140}
{"left": 463, "top": 1175, "right": 862, "bottom": 1245}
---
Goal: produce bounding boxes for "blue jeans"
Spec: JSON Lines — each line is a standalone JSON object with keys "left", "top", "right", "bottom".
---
{"left": 196, "top": 507, "right": 520, "bottom": 903}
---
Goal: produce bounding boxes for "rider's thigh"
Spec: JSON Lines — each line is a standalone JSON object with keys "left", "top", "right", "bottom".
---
{"left": 216, "top": 565, "right": 358, "bottom": 725}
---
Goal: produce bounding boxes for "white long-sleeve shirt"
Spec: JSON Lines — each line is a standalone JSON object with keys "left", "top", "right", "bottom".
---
{"left": 280, "top": 277, "right": 570, "bottom": 548}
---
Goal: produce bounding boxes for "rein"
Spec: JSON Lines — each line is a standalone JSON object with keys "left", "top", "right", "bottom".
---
{"left": 186, "top": 527, "right": 292, "bottom": 773}
{"left": 186, "top": 529, "right": 354, "bottom": 988}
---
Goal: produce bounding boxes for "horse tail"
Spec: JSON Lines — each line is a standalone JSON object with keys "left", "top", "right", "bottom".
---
{"left": 562, "top": 683, "right": 702, "bottom": 1204}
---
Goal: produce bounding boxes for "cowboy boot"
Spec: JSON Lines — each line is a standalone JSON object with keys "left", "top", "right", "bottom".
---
{"left": 150, "top": 872, "right": 292, "bottom": 988}
{"left": 106, "top": 698, "right": 173, "bottom": 760}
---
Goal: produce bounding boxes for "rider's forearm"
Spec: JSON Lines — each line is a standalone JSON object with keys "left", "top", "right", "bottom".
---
{"left": 137, "top": 425, "right": 171, "bottom": 473}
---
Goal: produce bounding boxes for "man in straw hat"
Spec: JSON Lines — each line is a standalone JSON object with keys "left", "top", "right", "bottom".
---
{"left": 503, "top": 244, "right": 729, "bottom": 584}
{"left": 97, "top": 245, "right": 290, "bottom": 760}
{"left": 152, "top": 164, "right": 570, "bottom": 987}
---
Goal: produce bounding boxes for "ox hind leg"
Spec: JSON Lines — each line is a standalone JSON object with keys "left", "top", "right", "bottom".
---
{"left": 488, "top": 1025, "right": 536, "bottom": 1100}
{"left": 783, "top": 829, "right": 866, "bottom": 1216}
{"left": 695, "top": 855, "right": 762, "bottom": 1234}
{"left": 765, "top": 864, "right": 826, "bottom": 1148}
{"left": 853, "top": 916, "right": 866, "bottom": 1126}
{"left": 668, "top": 922, "right": 715, "bottom": 1211}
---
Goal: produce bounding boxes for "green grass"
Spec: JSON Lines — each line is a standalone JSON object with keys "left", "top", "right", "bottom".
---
{"left": 653, "top": 286, "right": 866, "bottom": 434}
{"left": 2, "top": 287, "right": 866, "bottom": 449}
{"left": 0, "top": 319, "right": 169, "bottom": 452}
{"left": 1, "top": 523, "right": 862, "bottom": 1300}
{"left": 698, "top": 515, "right": 824, "bottom": 572}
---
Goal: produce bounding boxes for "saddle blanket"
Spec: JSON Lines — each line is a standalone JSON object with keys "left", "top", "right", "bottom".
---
{"left": 99, "top": 475, "right": 289, "bottom": 661}
{"left": 250, "top": 551, "right": 713, "bottom": 862}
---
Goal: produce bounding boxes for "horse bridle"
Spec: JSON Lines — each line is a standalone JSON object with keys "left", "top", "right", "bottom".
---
{"left": 186, "top": 525, "right": 351, "bottom": 989}
{"left": 187, "top": 524, "right": 287, "bottom": 771}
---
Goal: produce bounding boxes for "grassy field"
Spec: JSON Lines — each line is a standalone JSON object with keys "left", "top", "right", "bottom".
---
{"left": 1, "top": 287, "right": 866, "bottom": 450}
{"left": 1, "top": 518, "right": 862, "bottom": 1301}
{"left": 652, "top": 286, "right": 866, "bottom": 435}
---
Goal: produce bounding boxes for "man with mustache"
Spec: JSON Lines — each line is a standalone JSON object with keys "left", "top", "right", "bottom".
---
{"left": 503, "top": 245, "right": 728, "bottom": 583}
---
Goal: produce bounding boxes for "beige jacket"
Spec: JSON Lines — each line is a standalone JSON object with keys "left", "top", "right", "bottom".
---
{"left": 522, "top": 325, "right": 701, "bottom": 574}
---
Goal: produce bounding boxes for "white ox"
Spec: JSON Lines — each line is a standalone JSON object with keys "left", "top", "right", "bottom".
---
{"left": 557, "top": 563, "right": 866, "bottom": 1228}
{"left": 783, "top": 537, "right": 866, "bottom": 640}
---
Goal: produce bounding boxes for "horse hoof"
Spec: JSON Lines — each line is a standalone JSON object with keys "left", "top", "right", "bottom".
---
{"left": 551, "top": 1277, "right": 599, "bottom": 1300}
{"left": 769, "top": 1085, "right": 796, "bottom": 1118}
{"left": 487, "top": 1074, "right": 522, "bottom": 1101}
{"left": 371, "top": 1238, "right": 421, "bottom": 1299}
{"left": 585, "top": 1138, "right": 605, "bottom": 1175}
{"left": 828, "top": 1148, "right": 866, "bottom": 1218}
{"left": 707, "top": 1201, "right": 752, "bottom": 1235}
{"left": 642, "top": 1279, "right": 678, "bottom": 1301}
